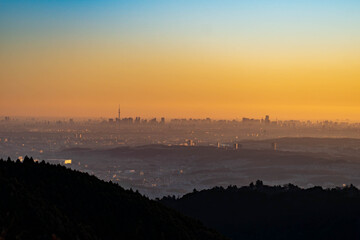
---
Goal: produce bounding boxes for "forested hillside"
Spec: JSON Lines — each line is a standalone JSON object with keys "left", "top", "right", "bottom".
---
{"left": 161, "top": 180, "right": 360, "bottom": 240}
{"left": 0, "top": 157, "right": 225, "bottom": 240}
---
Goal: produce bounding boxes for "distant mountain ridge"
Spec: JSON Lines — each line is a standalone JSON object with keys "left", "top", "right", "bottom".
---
{"left": 61, "top": 144, "right": 346, "bottom": 165}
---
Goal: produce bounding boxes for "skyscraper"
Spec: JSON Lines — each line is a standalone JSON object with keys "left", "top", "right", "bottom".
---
{"left": 116, "top": 105, "right": 121, "bottom": 123}
{"left": 265, "top": 115, "right": 270, "bottom": 124}
{"left": 118, "top": 105, "right": 121, "bottom": 120}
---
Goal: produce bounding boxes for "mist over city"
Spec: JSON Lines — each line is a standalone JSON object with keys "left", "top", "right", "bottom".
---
{"left": 2, "top": 112, "right": 360, "bottom": 198}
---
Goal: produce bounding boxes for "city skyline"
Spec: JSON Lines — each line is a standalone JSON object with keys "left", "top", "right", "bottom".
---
{"left": 0, "top": 113, "right": 355, "bottom": 123}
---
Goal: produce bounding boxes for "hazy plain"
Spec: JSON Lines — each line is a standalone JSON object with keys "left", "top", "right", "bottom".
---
{"left": 2, "top": 118, "right": 360, "bottom": 198}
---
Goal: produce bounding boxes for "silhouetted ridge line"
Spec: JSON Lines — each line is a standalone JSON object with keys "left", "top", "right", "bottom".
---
{"left": 0, "top": 156, "right": 226, "bottom": 240}
{"left": 160, "top": 180, "right": 360, "bottom": 240}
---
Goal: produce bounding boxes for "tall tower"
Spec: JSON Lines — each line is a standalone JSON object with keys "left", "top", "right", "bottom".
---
{"left": 118, "top": 105, "right": 120, "bottom": 120}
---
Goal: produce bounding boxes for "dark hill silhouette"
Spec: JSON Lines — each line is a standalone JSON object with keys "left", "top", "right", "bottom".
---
{"left": 0, "top": 157, "right": 226, "bottom": 240}
{"left": 160, "top": 180, "right": 360, "bottom": 240}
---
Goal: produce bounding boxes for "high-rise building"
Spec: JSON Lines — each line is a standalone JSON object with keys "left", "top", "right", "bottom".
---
{"left": 122, "top": 118, "right": 133, "bottom": 124}
{"left": 116, "top": 105, "right": 121, "bottom": 122}
{"left": 118, "top": 105, "right": 120, "bottom": 120}
{"left": 161, "top": 117, "right": 165, "bottom": 124}
{"left": 265, "top": 115, "right": 270, "bottom": 124}
{"left": 135, "top": 117, "right": 141, "bottom": 124}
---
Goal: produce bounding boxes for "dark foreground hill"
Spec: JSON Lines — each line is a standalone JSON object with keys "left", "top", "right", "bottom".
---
{"left": 0, "top": 157, "right": 226, "bottom": 240}
{"left": 160, "top": 181, "right": 360, "bottom": 240}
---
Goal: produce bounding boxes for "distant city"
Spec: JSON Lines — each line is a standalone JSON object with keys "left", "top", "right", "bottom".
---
{"left": 1, "top": 105, "right": 358, "bottom": 126}
{"left": 2, "top": 108, "right": 360, "bottom": 198}
{"left": 2, "top": 107, "right": 360, "bottom": 161}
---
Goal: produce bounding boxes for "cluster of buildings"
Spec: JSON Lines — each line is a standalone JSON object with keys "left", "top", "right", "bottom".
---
{"left": 108, "top": 117, "right": 166, "bottom": 125}
{"left": 242, "top": 115, "right": 273, "bottom": 124}
{"left": 108, "top": 106, "right": 166, "bottom": 124}
{"left": 106, "top": 107, "right": 275, "bottom": 126}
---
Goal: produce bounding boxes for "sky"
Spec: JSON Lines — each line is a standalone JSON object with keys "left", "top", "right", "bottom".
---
{"left": 1, "top": 0, "right": 360, "bottom": 120}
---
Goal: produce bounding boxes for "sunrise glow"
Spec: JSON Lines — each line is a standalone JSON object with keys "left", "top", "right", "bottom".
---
{"left": 1, "top": 0, "right": 360, "bottom": 120}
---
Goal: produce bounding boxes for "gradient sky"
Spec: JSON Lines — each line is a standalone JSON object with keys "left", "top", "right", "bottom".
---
{"left": 1, "top": 0, "right": 360, "bottom": 120}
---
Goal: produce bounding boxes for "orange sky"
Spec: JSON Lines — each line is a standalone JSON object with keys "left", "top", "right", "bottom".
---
{"left": 1, "top": 1, "right": 360, "bottom": 120}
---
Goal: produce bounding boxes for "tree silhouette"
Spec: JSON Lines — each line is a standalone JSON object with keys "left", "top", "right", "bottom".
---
{"left": 0, "top": 157, "right": 226, "bottom": 240}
